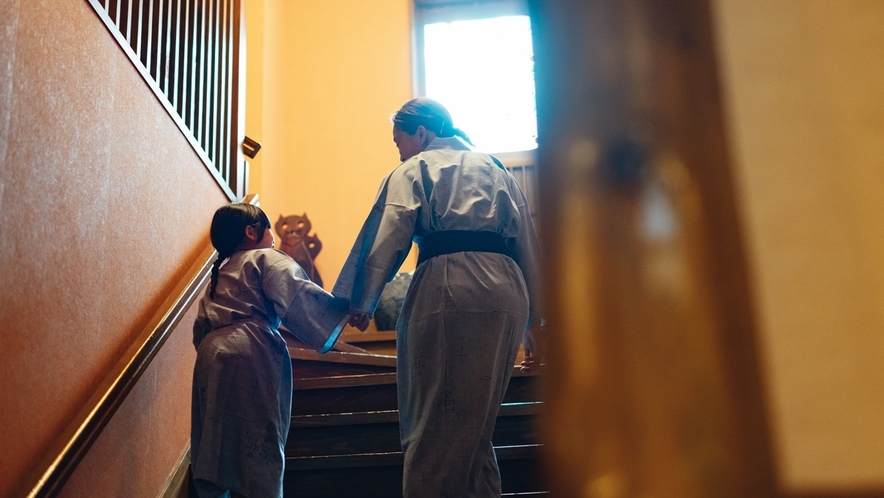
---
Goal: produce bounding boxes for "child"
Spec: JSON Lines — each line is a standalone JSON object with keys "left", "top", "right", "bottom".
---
{"left": 191, "top": 203, "right": 349, "bottom": 498}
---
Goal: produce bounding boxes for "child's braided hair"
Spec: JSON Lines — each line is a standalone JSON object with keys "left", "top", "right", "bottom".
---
{"left": 208, "top": 203, "right": 271, "bottom": 299}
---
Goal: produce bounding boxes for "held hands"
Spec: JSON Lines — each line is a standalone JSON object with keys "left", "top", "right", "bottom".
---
{"left": 520, "top": 320, "right": 544, "bottom": 372}
{"left": 347, "top": 311, "right": 372, "bottom": 332}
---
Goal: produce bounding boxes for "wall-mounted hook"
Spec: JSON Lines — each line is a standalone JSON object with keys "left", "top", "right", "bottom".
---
{"left": 243, "top": 136, "right": 262, "bottom": 159}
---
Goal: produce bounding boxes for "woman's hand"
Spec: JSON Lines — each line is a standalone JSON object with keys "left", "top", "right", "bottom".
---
{"left": 520, "top": 321, "right": 544, "bottom": 372}
{"left": 347, "top": 311, "right": 372, "bottom": 332}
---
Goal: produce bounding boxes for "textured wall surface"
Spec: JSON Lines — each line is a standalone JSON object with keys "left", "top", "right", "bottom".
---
{"left": 714, "top": 0, "right": 884, "bottom": 491}
{"left": 0, "top": 1, "right": 228, "bottom": 496}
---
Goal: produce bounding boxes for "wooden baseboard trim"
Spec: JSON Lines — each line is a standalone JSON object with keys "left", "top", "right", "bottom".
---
{"left": 160, "top": 444, "right": 191, "bottom": 498}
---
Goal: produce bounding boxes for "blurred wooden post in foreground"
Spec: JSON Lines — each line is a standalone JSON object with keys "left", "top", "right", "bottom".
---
{"left": 529, "top": 0, "right": 777, "bottom": 496}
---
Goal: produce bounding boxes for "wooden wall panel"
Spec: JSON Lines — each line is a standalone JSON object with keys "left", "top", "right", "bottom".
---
{"left": 0, "top": 1, "right": 227, "bottom": 496}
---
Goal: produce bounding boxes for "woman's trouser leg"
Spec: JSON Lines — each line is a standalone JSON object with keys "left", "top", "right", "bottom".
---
{"left": 398, "top": 309, "right": 523, "bottom": 498}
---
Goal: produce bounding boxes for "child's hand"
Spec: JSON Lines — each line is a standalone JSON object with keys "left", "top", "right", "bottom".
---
{"left": 348, "top": 311, "right": 371, "bottom": 332}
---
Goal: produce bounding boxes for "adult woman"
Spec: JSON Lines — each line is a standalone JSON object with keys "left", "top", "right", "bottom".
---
{"left": 333, "top": 97, "right": 543, "bottom": 497}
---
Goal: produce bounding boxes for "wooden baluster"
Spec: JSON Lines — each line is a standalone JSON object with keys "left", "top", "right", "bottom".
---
{"left": 193, "top": 0, "right": 202, "bottom": 136}
{"left": 159, "top": 0, "right": 168, "bottom": 93}
{"left": 181, "top": 0, "right": 197, "bottom": 134}
{"left": 218, "top": 0, "right": 231, "bottom": 182}
{"left": 152, "top": 0, "right": 163, "bottom": 87}
{"left": 203, "top": 0, "right": 214, "bottom": 167}
{"left": 125, "top": 0, "right": 132, "bottom": 43}
{"left": 208, "top": 0, "right": 219, "bottom": 172}
{"left": 226, "top": 0, "right": 236, "bottom": 184}
{"left": 172, "top": 0, "right": 183, "bottom": 111}
{"left": 133, "top": 0, "right": 138, "bottom": 58}
{"left": 154, "top": 1, "right": 161, "bottom": 83}
{"left": 198, "top": 0, "right": 208, "bottom": 150}
{"left": 214, "top": 0, "right": 223, "bottom": 177}
{"left": 144, "top": 0, "right": 152, "bottom": 74}
{"left": 230, "top": 0, "right": 245, "bottom": 199}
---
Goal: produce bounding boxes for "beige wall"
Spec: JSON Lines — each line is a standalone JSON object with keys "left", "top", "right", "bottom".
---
{"left": 714, "top": 0, "right": 884, "bottom": 491}
{"left": 246, "top": 0, "right": 415, "bottom": 289}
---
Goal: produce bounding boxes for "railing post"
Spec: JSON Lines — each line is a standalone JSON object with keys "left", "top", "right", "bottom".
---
{"left": 229, "top": 0, "right": 246, "bottom": 199}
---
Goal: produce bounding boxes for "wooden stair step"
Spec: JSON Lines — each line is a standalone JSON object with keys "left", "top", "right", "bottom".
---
{"left": 283, "top": 445, "right": 545, "bottom": 498}
{"left": 287, "top": 402, "right": 542, "bottom": 457}
{"left": 292, "top": 378, "right": 399, "bottom": 415}
{"left": 291, "top": 370, "right": 541, "bottom": 416}
{"left": 286, "top": 443, "right": 543, "bottom": 471}
{"left": 289, "top": 347, "right": 396, "bottom": 368}
{"left": 284, "top": 365, "right": 545, "bottom": 496}
{"left": 291, "top": 401, "right": 541, "bottom": 428}
{"left": 286, "top": 416, "right": 400, "bottom": 457}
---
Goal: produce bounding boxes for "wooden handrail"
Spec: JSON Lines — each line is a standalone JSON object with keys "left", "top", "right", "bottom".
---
{"left": 20, "top": 194, "right": 258, "bottom": 497}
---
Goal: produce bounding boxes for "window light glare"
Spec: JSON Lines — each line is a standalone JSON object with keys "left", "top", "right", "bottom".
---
{"left": 423, "top": 16, "right": 537, "bottom": 153}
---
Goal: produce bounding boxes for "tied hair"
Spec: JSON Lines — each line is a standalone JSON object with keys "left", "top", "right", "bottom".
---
{"left": 449, "top": 125, "right": 474, "bottom": 146}
{"left": 209, "top": 255, "right": 224, "bottom": 299}
{"left": 394, "top": 113, "right": 474, "bottom": 146}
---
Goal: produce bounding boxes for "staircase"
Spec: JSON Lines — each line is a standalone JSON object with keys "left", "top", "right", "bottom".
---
{"left": 283, "top": 331, "right": 546, "bottom": 497}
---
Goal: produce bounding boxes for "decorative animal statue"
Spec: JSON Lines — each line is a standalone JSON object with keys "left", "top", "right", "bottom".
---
{"left": 275, "top": 213, "right": 323, "bottom": 288}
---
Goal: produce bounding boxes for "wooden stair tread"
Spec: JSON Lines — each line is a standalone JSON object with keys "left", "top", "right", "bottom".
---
{"left": 289, "top": 348, "right": 397, "bottom": 368}
{"left": 286, "top": 443, "right": 543, "bottom": 471}
{"left": 291, "top": 401, "right": 542, "bottom": 428}
{"left": 293, "top": 372, "right": 397, "bottom": 390}
{"left": 284, "top": 352, "right": 545, "bottom": 495}
{"left": 294, "top": 366, "right": 540, "bottom": 389}
{"left": 292, "top": 409, "right": 399, "bottom": 427}
{"left": 291, "top": 370, "right": 541, "bottom": 416}
{"left": 287, "top": 401, "right": 541, "bottom": 458}
{"left": 339, "top": 330, "right": 397, "bottom": 343}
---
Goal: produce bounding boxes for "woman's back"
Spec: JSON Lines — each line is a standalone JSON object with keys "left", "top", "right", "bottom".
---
{"left": 386, "top": 137, "right": 527, "bottom": 239}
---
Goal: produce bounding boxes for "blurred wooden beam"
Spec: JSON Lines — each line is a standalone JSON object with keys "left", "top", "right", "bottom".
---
{"left": 529, "top": 0, "right": 777, "bottom": 496}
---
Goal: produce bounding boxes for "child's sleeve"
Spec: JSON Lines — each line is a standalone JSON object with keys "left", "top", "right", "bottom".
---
{"left": 193, "top": 298, "right": 212, "bottom": 350}
{"left": 264, "top": 257, "right": 350, "bottom": 353}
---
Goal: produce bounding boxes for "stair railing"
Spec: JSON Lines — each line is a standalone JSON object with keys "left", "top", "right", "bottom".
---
{"left": 19, "top": 195, "right": 258, "bottom": 497}
{"left": 86, "top": 0, "right": 247, "bottom": 201}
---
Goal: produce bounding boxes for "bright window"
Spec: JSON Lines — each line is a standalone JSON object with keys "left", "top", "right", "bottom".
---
{"left": 416, "top": 1, "right": 537, "bottom": 154}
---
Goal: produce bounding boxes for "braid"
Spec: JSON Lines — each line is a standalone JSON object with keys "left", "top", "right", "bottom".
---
{"left": 209, "top": 255, "right": 224, "bottom": 299}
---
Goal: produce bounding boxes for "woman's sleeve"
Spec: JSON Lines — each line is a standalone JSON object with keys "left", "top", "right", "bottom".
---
{"left": 332, "top": 169, "right": 419, "bottom": 314}
{"left": 509, "top": 180, "right": 545, "bottom": 327}
{"left": 264, "top": 256, "right": 350, "bottom": 353}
